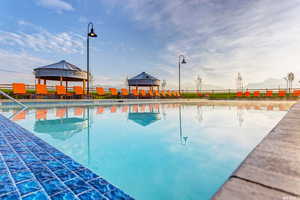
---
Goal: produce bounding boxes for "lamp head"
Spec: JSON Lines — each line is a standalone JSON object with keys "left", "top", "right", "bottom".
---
{"left": 181, "top": 58, "right": 187, "bottom": 64}
{"left": 88, "top": 28, "right": 97, "bottom": 37}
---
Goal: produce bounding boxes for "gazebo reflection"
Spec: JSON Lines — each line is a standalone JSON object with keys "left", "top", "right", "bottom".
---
{"left": 34, "top": 114, "right": 88, "bottom": 141}
{"left": 128, "top": 104, "right": 161, "bottom": 126}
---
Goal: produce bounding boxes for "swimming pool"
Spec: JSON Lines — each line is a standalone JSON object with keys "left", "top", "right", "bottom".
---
{"left": 0, "top": 103, "right": 289, "bottom": 199}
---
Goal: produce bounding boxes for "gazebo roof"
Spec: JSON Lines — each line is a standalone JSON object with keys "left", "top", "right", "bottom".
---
{"left": 128, "top": 112, "right": 161, "bottom": 127}
{"left": 34, "top": 60, "right": 88, "bottom": 82}
{"left": 34, "top": 60, "right": 83, "bottom": 71}
{"left": 128, "top": 72, "right": 160, "bottom": 87}
{"left": 129, "top": 72, "right": 159, "bottom": 81}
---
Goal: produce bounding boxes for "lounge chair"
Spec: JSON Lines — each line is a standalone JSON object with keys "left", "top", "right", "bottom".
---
{"left": 131, "top": 89, "right": 139, "bottom": 97}
{"left": 148, "top": 90, "right": 154, "bottom": 97}
{"left": 154, "top": 90, "right": 160, "bottom": 97}
{"left": 12, "top": 83, "right": 30, "bottom": 98}
{"left": 161, "top": 90, "right": 166, "bottom": 97}
{"left": 292, "top": 90, "right": 300, "bottom": 97}
{"left": 96, "top": 87, "right": 105, "bottom": 96}
{"left": 140, "top": 89, "right": 146, "bottom": 97}
{"left": 56, "top": 85, "right": 66, "bottom": 98}
{"left": 244, "top": 91, "right": 251, "bottom": 97}
{"left": 36, "top": 84, "right": 48, "bottom": 97}
{"left": 109, "top": 88, "right": 118, "bottom": 96}
{"left": 278, "top": 90, "right": 286, "bottom": 97}
{"left": 253, "top": 91, "right": 260, "bottom": 97}
{"left": 266, "top": 90, "right": 273, "bottom": 97}
{"left": 74, "top": 86, "right": 84, "bottom": 95}
{"left": 236, "top": 91, "right": 243, "bottom": 97}
{"left": 121, "top": 88, "right": 129, "bottom": 96}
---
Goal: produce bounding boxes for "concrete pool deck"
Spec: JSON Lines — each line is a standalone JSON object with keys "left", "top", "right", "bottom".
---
{"left": 214, "top": 101, "right": 300, "bottom": 200}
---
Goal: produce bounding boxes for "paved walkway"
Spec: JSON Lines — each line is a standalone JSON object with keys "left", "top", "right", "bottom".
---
{"left": 214, "top": 102, "right": 300, "bottom": 200}
{"left": 0, "top": 114, "right": 133, "bottom": 200}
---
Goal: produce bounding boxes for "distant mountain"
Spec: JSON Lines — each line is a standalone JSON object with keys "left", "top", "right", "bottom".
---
{"left": 246, "top": 78, "right": 287, "bottom": 89}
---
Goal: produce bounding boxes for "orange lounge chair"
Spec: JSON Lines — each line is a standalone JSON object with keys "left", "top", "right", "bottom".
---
{"left": 97, "top": 106, "right": 104, "bottom": 114}
{"left": 74, "top": 86, "right": 84, "bottom": 95}
{"left": 121, "top": 88, "right": 129, "bottom": 96}
{"left": 197, "top": 93, "right": 202, "bottom": 97}
{"left": 36, "top": 84, "right": 48, "bottom": 95}
{"left": 74, "top": 107, "right": 84, "bottom": 116}
{"left": 167, "top": 90, "right": 172, "bottom": 97}
{"left": 266, "top": 90, "right": 273, "bottom": 97}
{"left": 12, "top": 83, "right": 26, "bottom": 95}
{"left": 278, "top": 90, "right": 286, "bottom": 97}
{"left": 36, "top": 109, "right": 47, "bottom": 120}
{"left": 244, "top": 91, "right": 251, "bottom": 97}
{"left": 154, "top": 90, "right": 160, "bottom": 97}
{"left": 161, "top": 90, "right": 166, "bottom": 97}
{"left": 253, "top": 91, "right": 260, "bottom": 97}
{"left": 140, "top": 90, "right": 146, "bottom": 97}
{"left": 172, "top": 91, "right": 177, "bottom": 97}
{"left": 56, "top": 85, "right": 66, "bottom": 96}
{"left": 148, "top": 90, "right": 154, "bottom": 97}
{"left": 56, "top": 108, "right": 66, "bottom": 118}
{"left": 293, "top": 90, "right": 300, "bottom": 97}
{"left": 236, "top": 91, "right": 243, "bottom": 97}
{"left": 109, "top": 88, "right": 118, "bottom": 96}
{"left": 177, "top": 92, "right": 181, "bottom": 97}
{"left": 132, "top": 89, "right": 139, "bottom": 97}
{"left": 96, "top": 87, "right": 105, "bottom": 96}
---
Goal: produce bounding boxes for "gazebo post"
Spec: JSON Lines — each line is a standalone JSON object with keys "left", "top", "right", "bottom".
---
{"left": 83, "top": 80, "right": 86, "bottom": 94}
{"left": 38, "top": 78, "right": 41, "bottom": 85}
{"left": 43, "top": 79, "right": 46, "bottom": 85}
{"left": 66, "top": 81, "right": 68, "bottom": 92}
{"left": 60, "top": 76, "right": 63, "bottom": 86}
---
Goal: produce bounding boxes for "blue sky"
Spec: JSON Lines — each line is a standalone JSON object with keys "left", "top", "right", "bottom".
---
{"left": 1, "top": 0, "right": 300, "bottom": 89}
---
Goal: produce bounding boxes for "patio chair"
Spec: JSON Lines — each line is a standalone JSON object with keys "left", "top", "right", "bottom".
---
{"left": 36, "top": 84, "right": 48, "bottom": 96}
{"left": 278, "top": 90, "right": 286, "bottom": 97}
{"left": 56, "top": 85, "right": 66, "bottom": 98}
{"left": 121, "top": 88, "right": 129, "bottom": 96}
{"left": 292, "top": 90, "right": 300, "bottom": 97}
{"left": 148, "top": 90, "right": 154, "bottom": 97}
{"left": 96, "top": 87, "right": 105, "bottom": 96}
{"left": 73, "top": 86, "right": 84, "bottom": 98}
{"left": 131, "top": 89, "right": 139, "bottom": 97}
{"left": 12, "top": 83, "right": 30, "bottom": 98}
{"left": 154, "top": 90, "right": 160, "bottom": 97}
{"left": 253, "top": 91, "right": 260, "bottom": 97}
{"left": 161, "top": 90, "right": 166, "bottom": 97}
{"left": 266, "top": 90, "right": 273, "bottom": 97}
{"left": 140, "top": 89, "right": 146, "bottom": 97}
{"left": 236, "top": 91, "right": 243, "bottom": 97}
{"left": 244, "top": 91, "right": 251, "bottom": 97}
{"left": 167, "top": 90, "right": 172, "bottom": 97}
{"left": 109, "top": 88, "right": 118, "bottom": 97}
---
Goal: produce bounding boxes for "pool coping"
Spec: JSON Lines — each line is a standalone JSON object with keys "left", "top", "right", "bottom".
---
{"left": 0, "top": 114, "right": 134, "bottom": 200}
{"left": 213, "top": 101, "right": 300, "bottom": 199}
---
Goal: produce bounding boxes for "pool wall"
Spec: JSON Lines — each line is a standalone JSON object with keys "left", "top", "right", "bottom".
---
{"left": 213, "top": 101, "right": 300, "bottom": 199}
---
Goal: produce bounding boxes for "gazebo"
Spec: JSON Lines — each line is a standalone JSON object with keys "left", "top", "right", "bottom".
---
{"left": 128, "top": 72, "right": 160, "bottom": 91}
{"left": 34, "top": 60, "right": 88, "bottom": 90}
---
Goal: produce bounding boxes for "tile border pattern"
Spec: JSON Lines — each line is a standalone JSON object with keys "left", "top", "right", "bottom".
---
{"left": 0, "top": 114, "right": 134, "bottom": 200}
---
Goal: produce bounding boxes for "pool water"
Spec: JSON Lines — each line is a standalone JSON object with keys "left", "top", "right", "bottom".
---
{"left": 0, "top": 103, "right": 288, "bottom": 199}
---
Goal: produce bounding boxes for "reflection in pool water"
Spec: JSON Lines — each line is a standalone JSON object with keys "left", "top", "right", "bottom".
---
{"left": 0, "top": 103, "right": 289, "bottom": 199}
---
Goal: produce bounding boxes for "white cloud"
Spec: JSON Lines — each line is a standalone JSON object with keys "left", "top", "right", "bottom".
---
{"left": 105, "top": 0, "right": 300, "bottom": 89}
{"left": 0, "top": 49, "right": 51, "bottom": 83}
{"left": 37, "top": 0, "right": 74, "bottom": 12}
{"left": 0, "top": 22, "right": 84, "bottom": 54}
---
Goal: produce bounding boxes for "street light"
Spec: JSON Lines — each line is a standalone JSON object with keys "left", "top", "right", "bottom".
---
{"left": 87, "top": 22, "right": 98, "bottom": 97}
{"left": 178, "top": 55, "right": 187, "bottom": 93}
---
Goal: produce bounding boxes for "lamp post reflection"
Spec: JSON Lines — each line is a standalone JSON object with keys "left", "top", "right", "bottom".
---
{"left": 179, "top": 105, "right": 188, "bottom": 145}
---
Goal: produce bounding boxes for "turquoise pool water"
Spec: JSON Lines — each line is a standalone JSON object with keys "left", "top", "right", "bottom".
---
{"left": 0, "top": 103, "right": 287, "bottom": 199}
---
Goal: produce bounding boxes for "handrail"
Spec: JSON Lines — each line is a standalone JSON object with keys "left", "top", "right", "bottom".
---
{"left": 0, "top": 89, "right": 28, "bottom": 109}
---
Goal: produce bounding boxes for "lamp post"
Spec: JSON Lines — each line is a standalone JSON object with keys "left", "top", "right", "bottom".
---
{"left": 178, "top": 55, "right": 187, "bottom": 93}
{"left": 87, "top": 22, "right": 98, "bottom": 97}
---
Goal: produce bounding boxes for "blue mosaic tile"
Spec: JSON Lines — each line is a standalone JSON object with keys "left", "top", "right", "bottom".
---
{"left": 6, "top": 161, "right": 27, "bottom": 172}
{"left": 0, "top": 181, "right": 15, "bottom": 196}
{"left": 45, "top": 160, "right": 65, "bottom": 172}
{"left": 12, "top": 170, "right": 33, "bottom": 183}
{"left": 64, "top": 161, "right": 84, "bottom": 171}
{"left": 53, "top": 168, "right": 76, "bottom": 182}
{"left": 51, "top": 190, "right": 78, "bottom": 200}
{"left": 16, "top": 180, "right": 41, "bottom": 196}
{"left": 79, "top": 190, "right": 107, "bottom": 200}
{"left": 75, "top": 169, "right": 98, "bottom": 181}
{"left": 65, "top": 177, "right": 92, "bottom": 194}
{"left": 35, "top": 169, "right": 55, "bottom": 182}
{"left": 22, "top": 191, "right": 48, "bottom": 200}
{"left": 0, "top": 191, "right": 20, "bottom": 200}
{"left": 41, "top": 178, "right": 66, "bottom": 196}
{"left": 89, "top": 178, "right": 114, "bottom": 194}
